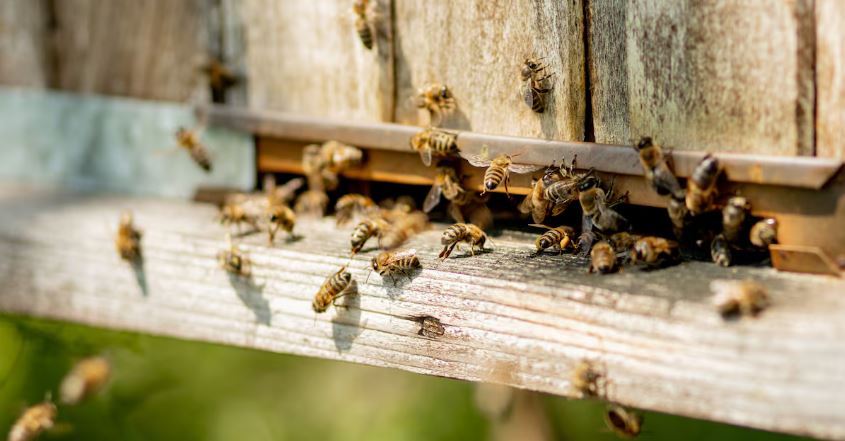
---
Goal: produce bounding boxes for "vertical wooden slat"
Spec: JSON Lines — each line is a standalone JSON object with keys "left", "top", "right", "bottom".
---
{"left": 393, "top": 0, "right": 585, "bottom": 141}
{"left": 815, "top": 0, "right": 845, "bottom": 159}
{"left": 586, "top": 0, "right": 629, "bottom": 144}
{"left": 0, "top": 0, "right": 53, "bottom": 88}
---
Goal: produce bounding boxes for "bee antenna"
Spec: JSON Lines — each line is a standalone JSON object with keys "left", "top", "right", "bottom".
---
{"left": 365, "top": 269, "right": 373, "bottom": 285}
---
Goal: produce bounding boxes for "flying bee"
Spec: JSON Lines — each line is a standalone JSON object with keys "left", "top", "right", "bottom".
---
{"left": 60, "top": 356, "right": 111, "bottom": 405}
{"left": 578, "top": 177, "right": 630, "bottom": 234}
{"left": 530, "top": 224, "right": 575, "bottom": 255}
{"left": 630, "top": 236, "right": 680, "bottom": 269}
{"left": 410, "top": 127, "right": 459, "bottom": 166}
{"left": 722, "top": 196, "right": 750, "bottom": 243}
{"left": 750, "top": 218, "right": 778, "bottom": 248}
{"left": 379, "top": 211, "right": 428, "bottom": 250}
{"left": 667, "top": 196, "right": 690, "bottom": 239}
{"left": 520, "top": 57, "right": 554, "bottom": 113}
{"left": 199, "top": 57, "right": 239, "bottom": 103}
{"left": 589, "top": 241, "right": 617, "bottom": 274}
{"left": 686, "top": 154, "right": 722, "bottom": 215}
{"left": 267, "top": 202, "right": 295, "bottom": 244}
{"left": 415, "top": 83, "right": 456, "bottom": 125}
{"left": 175, "top": 127, "right": 212, "bottom": 172}
{"left": 423, "top": 161, "right": 466, "bottom": 213}
{"left": 570, "top": 359, "right": 604, "bottom": 397}
{"left": 313, "top": 266, "right": 355, "bottom": 313}
{"left": 371, "top": 249, "right": 421, "bottom": 285}
{"left": 218, "top": 234, "right": 251, "bottom": 277}
{"left": 263, "top": 175, "right": 304, "bottom": 206}
{"left": 467, "top": 148, "right": 541, "bottom": 196}
{"left": 350, "top": 218, "right": 388, "bottom": 255}
{"left": 352, "top": 0, "right": 374, "bottom": 49}
{"left": 604, "top": 405, "right": 643, "bottom": 438}
{"left": 321, "top": 140, "right": 364, "bottom": 174}
{"left": 439, "top": 223, "right": 489, "bottom": 259}
{"left": 635, "top": 137, "right": 684, "bottom": 199}
{"left": 710, "top": 234, "right": 732, "bottom": 267}
{"left": 711, "top": 279, "right": 769, "bottom": 318}
{"left": 219, "top": 201, "right": 259, "bottom": 233}
{"left": 8, "top": 400, "right": 57, "bottom": 441}
{"left": 294, "top": 190, "right": 329, "bottom": 217}
{"left": 335, "top": 194, "right": 376, "bottom": 226}
{"left": 115, "top": 211, "right": 142, "bottom": 262}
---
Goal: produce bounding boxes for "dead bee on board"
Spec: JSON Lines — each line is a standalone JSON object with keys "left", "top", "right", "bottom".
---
{"left": 686, "top": 154, "right": 722, "bottom": 215}
{"left": 467, "top": 147, "right": 541, "bottom": 196}
{"left": 379, "top": 211, "right": 428, "bottom": 250}
{"left": 589, "top": 241, "right": 617, "bottom": 274}
{"left": 578, "top": 177, "right": 630, "bottom": 234}
{"left": 423, "top": 161, "right": 466, "bottom": 213}
{"left": 415, "top": 83, "right": 456, "bottom": 125}
{"left": 410, "top": 127, "right": 459, "bottom": 166}
{"left": 267, "top": 202, "right": 296, "bottom": 244}
{"left": 604, "top": 405, "right": 643, "bottom": 438}
{"left": 218, "top": 234, "right": 251, "bottom": 277}
{"left": 313, "top": 267, "right": 356, "bottom": 313}
{"left": 750, "top": 218, "right": 778, "bottom": 248}
{"left": 219, "top": 201, "right": 259, "bottom": 233}
{"left": 630, "top": 236, "right": 680, "bottom": 269}
{"left": 350, "top": 218, "right": 389, "bottom": 255}
{"left": 371, "top": 249, "right": 421, "bottom": 285}
{"left": 722, "top": 196, "right": 750, "bottom": 244}
{"left": 710, "top": 234, "right": 732, "bottom": 267}
{"left": 294, "top": 189, "right": 330, "bottom": 217}
{"left": 635, "top": 137, "right": 684, "bottom": 199}
{"left": 570, "top": 359, "right": 604, "bottom": 397}
{"left": 711, "top": 279, "right": 769, "bottom": 318}
{"left": 520, "top": 57, "right": 554, "bottom": 113}
{"left": 530, "top": 224, "right": 575, "bottom": 255}
{"left": 115, "top": 211, "right": 142, "bottom": 262}
{"left": 352, "top": 0, "right": 374, "bottom": 49}
{"left": 175, "top": 127, "right": 212, "bottom": 172}
{"left": 439, "top": 223, "right": 489, "bottom": 259}
{"left": 335, "top": 194, "right": 376, "bottom": 226}
{"left": 8, "top": 400, "right": 57, "bottom": 441}
{"left": 60, "top": 356, "right": 111, "bottom": 405}
{"left": 415, "top": 315, "right": 446, "bottom": 339}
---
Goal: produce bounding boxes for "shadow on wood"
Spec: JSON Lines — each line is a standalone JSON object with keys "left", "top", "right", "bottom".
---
{"left": 332, "top": 279, "right": 362, "bottom": 353}
{"left": 227, "top": 273, "right": 270, "bottom": 325}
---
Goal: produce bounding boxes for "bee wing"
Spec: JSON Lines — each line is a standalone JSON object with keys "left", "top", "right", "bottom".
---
{"left": 550, "top": 199, "right": 574, "bottom": 217}
{"left": 518, "top": 192, "right": 533, "bottom": 214}
{"left": 468, "top": 204, "right": 493, "bottom": 231}
{"left": 507, "top": 163, "right": 543, "bottom": 174}
{"left": 423, "top": 183, "right": 443, "bottom": 213}
{"left": 419, "top": 148, "right": 433, "bottom": 167}
{"left": 528, "top": 223, "right": 552, "bottom": 229}
{"left": 465, "top": 154, "right": 492, "bottom": 168}
{"left": 389, "top": 249, "right": 418, "bottom": 262}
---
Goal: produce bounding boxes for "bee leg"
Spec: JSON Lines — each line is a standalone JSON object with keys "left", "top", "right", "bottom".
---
{"left": 504, "top": 175, "right": 511, "bottom": 199}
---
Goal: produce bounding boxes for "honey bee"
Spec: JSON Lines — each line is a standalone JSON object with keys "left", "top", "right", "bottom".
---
{"left": 570, "top": 359, "right": 603, "bottom": 397}
{"left": 115, "top": 211, "right": 142, "bottom": 262}
{"left": 686, "top": 154, "right": 722, "bottom": 215}
{"left": 722, "top": 196, "right": 750, "bottom": 243}
{"left": 263, "top": 175, "right": 304, "bottom": 206}
{"left": 447, "top": 192, "right": 494, "bottom": 231}
{"left": 60, "top": 356, "right": 111, "bottom": 405}
{"left": 379, "top": 211, "right": 428, "bottom": 250}
{"left": 350, "top": 218, "right": 388, "bottom": 255}
{"left": 710, "top": 234, "right": 732, "bottom": 267}
{"left": 219, "top": 201, "right": 259, "bottom": 233}
{"left": 630, "top": 236, "right": 680, "bottom": 269}
{"left": 589, "top": 241, "right": 617, "bottom": 274}
{"left": 218, "top": 234, "right": 251, "bottom": 277}
{"left": 175, "top": 127, "right": 212, "bottom": 172}
{"left": 267, "top": 202, "right": 295, "bottom": 243}
{"left": 410, "top": 127, "right": 459, "bottom": 166}
{"left": 423, "top": 162, "right": 466, "bottom": 213}
{"left": 544, "top": 164, "right": 591, "bottom": 217}
{"left": 711, "top": 279, "right": 769, "bottom": 318}
{"left": 352, "top": 0, "right": 374, "bottom": 49}
{"left": 371, "top": 249, "right": 421, "bottom": 285}
{"left": 415, "top": 83, "right": 456, "bottom": 125}
{"left": 530, "top": 224, "right": 575, "bottom": 255}
{"left": 335, "top": 194, "right": 376, "bottom": 226}
{"left": 578, "top": 177, "right": 630, "bottom": 234}
{"left": 439, "top": 223, "right": 489, "bottom": 259}
{"left": 750, "top": 218, "right": 778, "bottom": 248}
{"left": 415, "top": 315, "right": 445, "bottom": 339}
{"left": 467, "top": 149, "right": 541, "bottom": 196}
{"left": 312, "top": 267, "right": 355, "bottom": 313}
{"left": 8, "top": 400, "right": 56, "bottom": 441}
{"left": 294, "top": 190, "right": 329, "bottom": 217}
{"left": 321, "top": 141, "right": 364, "bottom": 174}
{"left": 667, "top": 196, "right": 690, "bottom": 239}
{"left": 604, "top": 405, "right": 643, "bottom": 438}
{"left": 200, "top": 58, "right": 239, "bottom": 102}
{"left": 519, "top": 177, "right": 551, "bottom": 224}
{"left": 520, "top": 57, "right": 554, "bottom": 113}
{"left": 608, "top": 232, "right": 641, "bottom": 252}
{"left": 635, "top": 137, "right": 684, "bottom": 199}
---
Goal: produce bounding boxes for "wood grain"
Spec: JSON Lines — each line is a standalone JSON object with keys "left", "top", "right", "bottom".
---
{"left": 239, "top": 0, "right": 394, "bottom": 122}
{"left": 0, "top": 0, "right": 53, "bottom": 88}
{"left": 1, "top": 187, "right": 844, "bottom": 439}
{"left": 392, "top": 0, "right": 586, "bottom": 141}
{"left": 589, "top": 0, "right": 815, "bottom": 155}
{"left": 816, "top": 0, "right": 845, "bottom": 159}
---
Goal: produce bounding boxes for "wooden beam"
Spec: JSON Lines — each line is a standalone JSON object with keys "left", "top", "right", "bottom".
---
{"left": 1, "top": 186, "right": 844, "bottom": 439}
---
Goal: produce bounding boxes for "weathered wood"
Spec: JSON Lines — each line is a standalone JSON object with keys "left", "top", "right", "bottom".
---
{"left": 816, "top": 0, "right": 845, "bottom": 159}
{"left": 238, "top": 0, "right": 394, "bottom": 121}
{"left": 589, "top": 0, "right": 815, "bottom": 155}
{"left": 0, "top": 0, "right": 53, "bottom": 88}
{"left": 1, "top": 187, "right": 844, "bottom": 439}
{"left": 392, "top": 0, "right": 585, "bottom": 140}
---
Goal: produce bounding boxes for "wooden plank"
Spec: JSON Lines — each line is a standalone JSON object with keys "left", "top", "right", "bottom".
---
{"left": 816, "top": 0, "right": 845, "bottom": 159}
{"left": 1, "top": 187, "right": 844, "bottom": 439}
{"left": 0, "top": 0, "right": 53, "bottom": 88}
{"left": 52, "top": 0, "right": 210, "bottom": 101}
{"left": 589, "top": 0, "right": 815, "bottom": 155}
{"left": 238, "top": 0, "right": 394, "bottom": 121}
{"left": 392, "top": 0, "right": 586, "bottom": 141}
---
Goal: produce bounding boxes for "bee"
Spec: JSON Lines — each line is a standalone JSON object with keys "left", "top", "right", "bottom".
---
{"left": 722, "top": 196, "right": 750, "bottom": 243}
{"left": 313, "top": 267, "right": 355, "bottom": 313}
{"left": 321, "top": 140, "right": 364, "bottom": 174}
{"left": 711, "top": 279, "right": 769, "bottom": 318}
{"left": 608, "top": 232, "right": 641, "bottom": 252}
{"left": 710, "top": 234, "right": 732, "bottom": 267}
{"left": 379, "top": 211, "right": 428, "bottom": 250}
{"left": 115, "top": 211, "right": 142, "bottom": 262}
{"left": 416, "top": 315, "right": 445, "bottom": 339}
{"left": 604, "top": 405, "right": 643, "bottom": 438}
{"left": 410, "top": 127, "right": 459, "bottom": 166}
{"left": 530, "top": 224, "right": 575, "bottom": 255}
{"left": 589, "top": 241, "right": 617, "bottom": 274}
{"left": 686, "top": 154, "right": 722, "bottom": 215}
{"left": 631, "top": 236, "right": 680, "bottom": 269}
{"left": 635, "top": 137, "right": 684, "bottom": 199}
{"left": 519, "top": 177, "right": 551, "bottom": 224}
{"left": 175, "top": 127, "right": 212, "bottom": 172}
{"left": 60, "top": 356, "right": 111, "bottom": 405}
{"left": 415, "top": 83, "right": 456, "bottom": 125}
{"left": 263, "top": 175, "right": 304, "bottom": 206}
{"left": 467, "top": 149, "right": 541, "bottom": 196}
{"left": 218, "top": 234, "right": 251, "bottom": 277}
{"left": 578, "top": 177, "right": 630, "bottom": 234}
{"left": 371, "top": 249, "right": 421, "bottom": 285}
{"left": 294, "top": 190, "right": 329, "bottom": 217}
{"left": 520, "top": 57, "right": 554, "bottom": 113}
{"left": 335, "top": 194, "right": 376, "bottom": 226}
{"left": 667, "top": 196, "right": 690, "bottom": 239}
{"left": 352, "top": 0, "right": 374, "bottom": 49}
{"left": 439, "top": 223, "right": 489, "bottom": 259}
{"left": 544, "top": 167, "right": 592, "bottom": 218}
{"left": 8, "top": 400, "right": 57, "bottom": 441}
{"left": 570, "top": 359, "right": 603, "bottom": 397}
{"left": 219, "top": 201, "right": 259, "bottom": 233}
{"left": 200, "top": 57, "right": 239, "bottom": 102}
{"left": 423, "top": 162, "right": 466, "bottom": 213}
{"left": 267, "top": 202, "right": 295, "bottom": 244}
{"left": 750, "top": 218, "right": 778, "bottom": 248}
{"left": 350, "top": 218, "right": 388, "bottom": 255}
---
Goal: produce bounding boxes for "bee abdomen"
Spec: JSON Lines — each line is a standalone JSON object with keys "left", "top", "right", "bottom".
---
{"left": 524, "top": 88, "right": 545, "bottom": 113}
{"left": 441, "top": 224, "right": 466, "bottom": 245}
{"left": 190, "top": 146, "right": 212, "bottom": 172}
{"left": 328, "top": 272, "right": 350, "bottom": 294}
{"left": 484, "top": 166, "right": 505, "bottom": 191}
{"left": 429, "top": 132, "right": 457, "bottom": 154}
{"left": 356, "top": 19, "right": 373, "bottom": 49}
{"left": 396, "top": 256, "right": 421, "bottom": 270}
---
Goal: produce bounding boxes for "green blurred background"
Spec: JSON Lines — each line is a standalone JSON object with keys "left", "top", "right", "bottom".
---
{"left": 0, "top": 314, "right": 813, "bottom": 441}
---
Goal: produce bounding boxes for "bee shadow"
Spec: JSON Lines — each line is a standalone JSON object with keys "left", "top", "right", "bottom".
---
{"left": 332, "top": 280, "right": 363, "bottom": 353}
{"left": 442, "top": 107, "right": 472, "bottom": 131}
{"left": 378, "top": 268, "right": 423, "bottom": 298}
{"left": 449, "top": 248, "right": 495, "bottom": 259}
{"left": 230, "top": 227, "right": 262, "bottom": 239}
{"left": 130, "top": 255, "right": 148, "bottom": 297}
{"left": 227, "top": 273, "right": 270, "bottom": 325}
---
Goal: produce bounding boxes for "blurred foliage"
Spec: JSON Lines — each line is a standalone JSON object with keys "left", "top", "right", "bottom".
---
{"left": 0, "top": 315, "right": 814, "bottom": 441}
